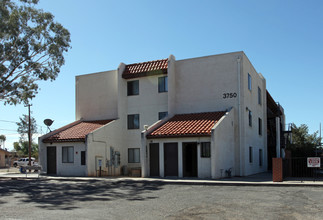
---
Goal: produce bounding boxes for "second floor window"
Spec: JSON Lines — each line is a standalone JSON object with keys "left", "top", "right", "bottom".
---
{"left": 258, "top": 118, "right": 262, "bottom": 135}
{"left": 128, "top": 114, "right": 139, "bottom": 129}
{"left": 248, "top": 110, "right": 252, "bottom": 127}
{"left": 158, "top": 76, "right": 168, "bottom": 93}
{"left": 127, "top": 80, "right": 139, "bottom": 96}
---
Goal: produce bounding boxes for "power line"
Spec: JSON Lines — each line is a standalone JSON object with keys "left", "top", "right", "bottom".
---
{"left": 0, "top": 129, "right": 17, "bottom": 131}
{"left": 0, "top": 120, "right": 17, "bottom": 124}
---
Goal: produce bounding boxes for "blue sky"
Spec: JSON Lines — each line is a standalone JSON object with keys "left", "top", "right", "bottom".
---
{"left": 1, "top": 0, "right": 323, "bottom": 150}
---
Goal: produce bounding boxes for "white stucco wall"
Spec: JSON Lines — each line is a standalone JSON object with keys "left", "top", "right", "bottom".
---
{"left": 211, "top": 108, "right": 235, "bottom": 179}
{"left": 117, "top": 63, "right": 168, "bottom": 171}
{"left": 75, "top": 70, "right": 118, "bottom": 121}
{"left": 143, "top": 137, "right": 212, "bottom": 178}
{"left": 86, "top": 120, "right": 122, "bottom": 176}
{"left": 173, "top": 52, "right": 241, "bottom": 114}
{"left": 241, "top": 54, "right": 267, "bottom": 175}
{"left": 39, "top": 141, "right": 87, "bottom": 176}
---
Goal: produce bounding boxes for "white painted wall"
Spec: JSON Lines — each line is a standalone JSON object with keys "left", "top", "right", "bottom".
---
{"left": 75, "top": 70, "right": 118, "bottom": 121}
{"left": 143, "top": 136, "right": 212, "bottom": 178}
{"left": 39, "top": 141, "right": 87, "bottom": 176}
{"left": 117, "top": 63, "right": 168, "bottom": 171}
{"left": 241, "top": 54, "right": 267, "bottom": 175}
{"left": 173, "top": 52, "right": 241, "bottom": 114}
{"left": 211, "top": 108, "right": 235, "bottom": 179}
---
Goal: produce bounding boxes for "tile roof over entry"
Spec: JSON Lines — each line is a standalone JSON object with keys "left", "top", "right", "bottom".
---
{"left": 146, "top": 111, "right": 226, "bottom": 139}
{"left": 122, "top": 58, "right": 168, "bottom": 79}
{"left": 43, "top": 120, "right": 114, "bottom": 143}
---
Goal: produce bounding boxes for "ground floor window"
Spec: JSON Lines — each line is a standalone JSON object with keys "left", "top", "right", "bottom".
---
{"left": 249, "top": 146, "right": 253, "bottom": 163}
{"left": 62, "top": 146, "right": 74, "bottom": 163}
{"left": 201, "top": 142, "right": 211, "bottom": 158}
{"left": 259, "top": 149, "right": 263, "bottom": 166}
{"left": 128, "top": 148, "right": 140, "bottom": 163}
{"left": 81, "top": 151, "right": 86, "bottom": 165}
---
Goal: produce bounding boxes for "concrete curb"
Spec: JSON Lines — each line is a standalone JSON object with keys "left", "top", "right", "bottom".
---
{"left": 1, "top": 174, "right": 323, "bottom": 187}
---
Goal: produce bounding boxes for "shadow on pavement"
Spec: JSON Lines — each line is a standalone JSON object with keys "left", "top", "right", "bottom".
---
{"left": 0, "top": 178, "right": 163, "bottom": 210}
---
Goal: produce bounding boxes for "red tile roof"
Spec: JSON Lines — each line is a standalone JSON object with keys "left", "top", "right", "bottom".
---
{"left": 122, "top": 59, "right": 168, "bottom": 79}
{"left": 146, "top": 112, "right": 226, "bottom": 139}
{"left": 43, "top": 120, "right": 114, "bottom": 143}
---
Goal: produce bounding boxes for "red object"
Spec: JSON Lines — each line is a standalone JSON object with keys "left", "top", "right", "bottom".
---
{"left": 147, "top": 111, "right": 226, "bottom": 138}
{"left": 43, "top": 119, "right": 114, "bottom": 143}
{"left": 272, "top": 158, "right": 283, "bottom": 182}
{"left": 122, "top": 58, "right": 168, "bottom": 79}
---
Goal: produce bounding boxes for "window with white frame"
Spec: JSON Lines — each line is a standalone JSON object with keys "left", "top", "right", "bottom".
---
{"left": 248, "top": 73, "right": 252, "bottom": 91}
{"left": 128, "top": 114, "right": 139, "bottom": 129}
{"left": 201, "top": 142, "right": 211, "bottom": 158}
{"left": 127, "top": 80, "right": 139, "bottom": 96}
{"left": 158, "top": 76, "right": 168, "bottom": 93}
{"left": 128, "top": 148, "right": 140, "bottom": 163}
{"left": 249, "top": 146, "right": 253, "bottom": 163}
{"left": 62, "top": 146, "right": 74, "bottom": 163}
{"left": 258, "top": 87, "right": 262, "bottom": 105}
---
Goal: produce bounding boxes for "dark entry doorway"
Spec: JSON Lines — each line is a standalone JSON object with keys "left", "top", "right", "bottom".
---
{"left": 149, "top": 143, "right": 160, "bottom": 177}
{"left": 164, "top": 143, "right": 178, "bottom": 177}
{"left": 47, "top": 146, "right": 57, "bottom": 174}
{"left": 183, "top": 142, "right": 198, "bottom": 177}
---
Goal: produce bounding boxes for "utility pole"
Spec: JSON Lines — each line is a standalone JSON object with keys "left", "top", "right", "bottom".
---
{"left": 25, "top": 104, "right": 32, "bottom": 167}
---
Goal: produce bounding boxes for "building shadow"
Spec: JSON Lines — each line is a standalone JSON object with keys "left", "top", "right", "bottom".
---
{"left": 0, "top": 178, "right": 163, "bottom": 210}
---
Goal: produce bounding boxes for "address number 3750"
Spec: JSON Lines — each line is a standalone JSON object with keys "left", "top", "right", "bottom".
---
{"left": 223, "top": 93, "right": 237, "bottom": 99}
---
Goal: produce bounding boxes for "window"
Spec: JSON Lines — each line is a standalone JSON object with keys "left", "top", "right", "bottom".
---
{"left": 259, "top": 149, "right": 263, "bottom": 166}
{"left": 127, "top": 80, "right": 139, "bottom": 96}
{"left": 248, "top": 73, "right": 252, "bottom": 91}
{"left": 201, "top": 142, "right": 211, "bottom": 158}
{"left": 258, "top": 87, "right": 262, "bottom": 105}
{"left": 158, "top": 76, "right": 168, "bottom": 93}
{"left": 258, "top": 118, "right": 262, "bottom": 135}
{"left": 158, "top": 111, "right": 168, "bottom": 120}
{"left": 128, "top": 148, "right": 140, "bottom": 163}
{"left": 62, "top": 146, "right": 74, "bottom": 163}
{"left": 249, "top": 146, "right": 253, "bottom": 163}
{"left": 248, "top": 110, "right": 252, "bottom": 127}
{"left": 128, "top": 114, "right": 139, "bottom": 129}
{"left": 81, "top": 151, "right": 86, "bottom": 165}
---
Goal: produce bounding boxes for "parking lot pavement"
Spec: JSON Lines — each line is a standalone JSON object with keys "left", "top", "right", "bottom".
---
{"left": 0, "top": 178, "right": 322, "bottom": 220}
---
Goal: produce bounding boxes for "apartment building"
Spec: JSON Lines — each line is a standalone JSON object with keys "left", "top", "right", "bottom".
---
{"left": 39, "top": 51, "right": 284, "bottom": 178}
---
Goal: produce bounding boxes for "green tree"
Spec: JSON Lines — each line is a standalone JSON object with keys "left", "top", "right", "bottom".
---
{"left": 0, "top": 134, "right": 6, "bottom": 148}
{"left": 0, "top": 0, "right": 71, "bottom": 105}
{"left": 16, "top": 114, "right": 37, "bottom": 140}
{"left": 13, "top": 141, "right": 38, "bottom": 158}
{"left": 286, "top": 123, "right": 321, "bottom": 157}
{"left": 15, "top": 114, "right": 38, "bottom": 158}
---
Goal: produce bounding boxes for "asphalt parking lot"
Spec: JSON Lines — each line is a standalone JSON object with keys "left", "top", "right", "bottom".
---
{"left": 0, "top": 178, "right": 323, "bottom": 220}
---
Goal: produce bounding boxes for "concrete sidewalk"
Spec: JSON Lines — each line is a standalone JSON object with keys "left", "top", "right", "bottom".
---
{"left": 1, "top": 168, "right": 323, "bottom": 187}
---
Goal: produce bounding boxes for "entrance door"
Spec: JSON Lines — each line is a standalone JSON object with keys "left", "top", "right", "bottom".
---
{"left": 47, "top": 146, "right": 57, "bottom": 174}
{"left": 183, "top": 143, "right": 198, "bottom": 177}
{"left": 164, "top": 143, "right": 178, "bottom": 177}
{"left": 149, "top": 143, "right": 160, "bottom": 177}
